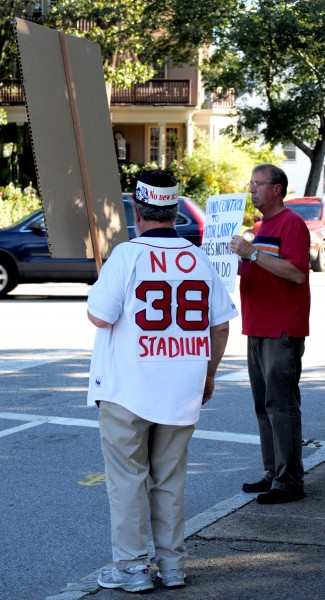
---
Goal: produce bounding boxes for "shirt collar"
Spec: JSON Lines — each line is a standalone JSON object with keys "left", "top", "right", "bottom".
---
{"left": 140, "top": 228, "right": 180, "bottom": 238}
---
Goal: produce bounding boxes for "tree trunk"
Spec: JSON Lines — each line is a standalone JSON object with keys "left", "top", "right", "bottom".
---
{"left": 304, "top": 137, "right": 325, "bottom": 196}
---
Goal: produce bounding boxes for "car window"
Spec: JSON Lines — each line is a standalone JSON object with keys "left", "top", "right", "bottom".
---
{"left": 288, "top": 204, "right": 322, "bottom": 221}
{"left": 123, "top": 200, "right": 134, "bottom": 226}
{"left": 22, "top": 215, "right": 45, "bottom": 232}
{"left": 176, "top": 212, "right": 189, "bottom": 226}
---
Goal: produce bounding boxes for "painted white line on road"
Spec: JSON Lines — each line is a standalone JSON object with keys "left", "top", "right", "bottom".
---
{"left": 0, "top": 420, "right": 49, "bottom": 438}
{"left": 0, "top": 350, "right": 91, "bottom": 374}
{"left": 302, "top": 445, "right": 325, "bottom": 471}
{"left": 193, "top": 429, "right": 260, "bottom": 444}
{"left": 1, "top": 413, "right": 324, "bottom": 452}
{"left": 0, "top": 353, "right": 319, "bottom": 384}
{"left": 0, "top": 412, "right": 99, "bottom": 438}
{"left": 0, "top": 412, "right": 47, "bottom": 422}
{"left": 216, "top": 368, "right": 317, "bottom": 382}
{"left": 0, "top": 361, "right": 61, "bottom": 374}
{"left": 216, "top": 368, "right": 249, "bottom": 381}
{"left": 0, "top": 412, "right": 260, "bottom": 444}
{"left": 0, "top": 352, "right": 249, "bottom": 379}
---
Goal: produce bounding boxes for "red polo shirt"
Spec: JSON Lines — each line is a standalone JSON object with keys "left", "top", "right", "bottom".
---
{"left": 240, "top": 208, "right": 310, "bottom": 337}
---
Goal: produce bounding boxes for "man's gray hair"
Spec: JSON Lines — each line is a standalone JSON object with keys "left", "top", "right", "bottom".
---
{"left": 253, "top": 163, "right": 288, "bottom": 198}
{"left": 132, "top": 199, "right": 178, "bottom": 223}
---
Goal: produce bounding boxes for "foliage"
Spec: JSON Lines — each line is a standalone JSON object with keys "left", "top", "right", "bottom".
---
{"left": 0, "top": 1, "right": 36, "bottom": 78}
{"left": 146, "top": 0, "right": 241, "bottom": 65}
{"left": 0, "top": 130, "right": 281, "bottom": 229}
{"left": 118, "top": 161, "right": 161, "bottom": 192}
{"left": 175, "top": 129, "right": 282, "bottom": 224}
{"left": 202, "top": 0, "right": 325, "bottom": 195}
{"left": 0, "top": 0, "right": 239, "bottom": 89}
{"left": 118, "top": 129, "right": 283, "bottom": 226}
{"left": 0, "top": 182, "right": 41, "bottom": 227}
{"left": 0, "top": 107, "right": 7, "bottom": 125}
{"left": 50, "top": 0, "right": 156, "bottom": 87}
{"left": 47, "top": 0, "right": 239, "bottom": 88}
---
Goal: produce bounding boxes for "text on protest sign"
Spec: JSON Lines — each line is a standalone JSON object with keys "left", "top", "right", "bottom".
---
{"left": 201, "top": 193, "right": 247, "bottom": 292}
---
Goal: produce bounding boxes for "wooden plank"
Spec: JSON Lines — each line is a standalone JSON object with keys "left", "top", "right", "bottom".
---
{"left": 15, "top": 17, "right": 128, "bottom": 261}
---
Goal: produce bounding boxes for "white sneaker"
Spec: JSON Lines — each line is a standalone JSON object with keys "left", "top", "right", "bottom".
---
{"left": 157, "top": 568, "right": 186, "bottom": 587}
{"left": 98, "top": 564, "right": 154, "bottom": 592}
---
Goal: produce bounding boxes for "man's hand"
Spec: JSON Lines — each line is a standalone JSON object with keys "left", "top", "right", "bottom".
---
{"left": 231, "top": 235, "right": 255, "bottom": 260}
{"left": 202, "top": 374, "right": 215, "bottom": 405}
{"left": 201, "top": 323, "right": 229, "bottom": 405}
{"left": 230, "top": 235, "right": 306, "bottom": 284}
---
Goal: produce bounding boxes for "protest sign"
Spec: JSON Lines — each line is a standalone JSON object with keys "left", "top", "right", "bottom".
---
{"left": 14, "top": 18, "right": 128, "bottom": 273}
{"left": 201, "top": 193, "right": 247, "bottom": 292}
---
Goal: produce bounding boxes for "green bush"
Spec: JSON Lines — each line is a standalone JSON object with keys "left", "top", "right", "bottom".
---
{"left": 0, "top": 183, "right": 42, "bottom": 228}
{"left": 118, "top": 131, "right": 284, "bottom": 227}
{"left": 0, "top": 108, "right": 7, "bottom": 126}
{"left": 176, "top": 132, "right": 284, "bottom": 226}
{"left": 0, "top": 133, "right": 283, "bottom": 230}
{"left": 118, "top": 161, "right": 163, "bottom": 192}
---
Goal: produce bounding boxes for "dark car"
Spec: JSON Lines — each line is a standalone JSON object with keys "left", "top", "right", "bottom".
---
{"left": 0, "top": 194, "right": 205, "bottom": 297}
{"left": 242, "top": 196, "right": 325, "bottom": 272}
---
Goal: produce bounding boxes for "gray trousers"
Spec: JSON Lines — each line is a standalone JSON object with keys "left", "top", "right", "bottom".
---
{"left": 98, "top": 401, "right": 195, "bottom": 571}
{"left": 247, "top": 333, "right": 305, "bottom": 492}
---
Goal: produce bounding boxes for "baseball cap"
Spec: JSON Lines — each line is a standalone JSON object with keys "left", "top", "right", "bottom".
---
{"left": 134, "top": 171, "right": 178, "bottom": 207}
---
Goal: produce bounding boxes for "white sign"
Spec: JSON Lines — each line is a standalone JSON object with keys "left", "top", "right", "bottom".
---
{"left": 201, "top": 193, "right": 247, "bottom": 292}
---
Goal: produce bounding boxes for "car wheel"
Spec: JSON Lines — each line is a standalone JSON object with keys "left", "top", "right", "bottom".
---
{"left": 311, "top": 240, "right": 325, "bottom": 272}
{"left": 0, "top": 256, "right": 19, "bottom": 297}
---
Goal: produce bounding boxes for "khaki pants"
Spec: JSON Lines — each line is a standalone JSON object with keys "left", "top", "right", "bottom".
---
{"left": 98, "top": 401, "right": 195, "bottom": 571}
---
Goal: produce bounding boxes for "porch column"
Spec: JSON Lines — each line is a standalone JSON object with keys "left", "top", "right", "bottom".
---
{"left": 41, "top": 1, "right": 50, "bottom": 16}
{"left": 158, "top": 123, "right": 165, "bottom": 168}
{"left": 186, "top": 116, "right": 194, "bottom": 157}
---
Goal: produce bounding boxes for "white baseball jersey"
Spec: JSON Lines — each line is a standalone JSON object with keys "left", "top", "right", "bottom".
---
{"left": 87, "top": 232, "right": 238, "bottom": 425}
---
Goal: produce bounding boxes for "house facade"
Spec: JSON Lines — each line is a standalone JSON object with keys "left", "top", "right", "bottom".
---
{"left": 281, "top": 145, "right": 325, "bottom": 198}
{"left": 0, "top": 1, "right": 324, "bottom": 196}
{"left": 109, "top": 61, "right": 235, "bottom": 168}
{"left": 237, "top": 93, "right": 325, "bottom": 199}
{"left": 1, "top": 73, "right": 323, "bottom": 198}
{"left": 0, "top": 55, "right": 235, "bottom": 189}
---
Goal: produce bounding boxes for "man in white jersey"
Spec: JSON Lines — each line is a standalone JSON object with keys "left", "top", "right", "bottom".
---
{"left": 87, "top": 171, "right": 238, "bottom": 593}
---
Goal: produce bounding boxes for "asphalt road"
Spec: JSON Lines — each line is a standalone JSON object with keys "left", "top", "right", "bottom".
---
{"left": 0, "top": 274, "right": 324, "bottom": 600}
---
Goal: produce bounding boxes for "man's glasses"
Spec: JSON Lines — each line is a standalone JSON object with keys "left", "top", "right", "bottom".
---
{"left": 246, "top": 181, "right": 277, "bottom": 190}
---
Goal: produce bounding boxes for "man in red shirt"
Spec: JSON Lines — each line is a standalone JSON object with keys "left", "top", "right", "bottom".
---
{"left": 231, "top": 163, "right": 310, "bottom": 504}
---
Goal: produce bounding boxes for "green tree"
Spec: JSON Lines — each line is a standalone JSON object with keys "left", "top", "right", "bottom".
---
{"left": 0, "top": 1, "right": 36, "bottom": 78}
{"left": 50, "top": 0, "right": 156, "bottom": 89}
{"left": 202, "top": 0, "right": 325, "bottom": 196}
{"left": 170, "top": 128, "right": 283, "bottom": 224}
{"left": 0, "top": 107, "right": 7, "bottom": 125}
{"left": 49, "top": 0, "right": 240, "bottom": 90}
{"left": 1, "top": 0, "right": 239, "bottom": 87}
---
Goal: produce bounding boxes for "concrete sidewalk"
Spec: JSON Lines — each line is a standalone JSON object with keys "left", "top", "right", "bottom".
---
{"left": 49, "top": 458, "right": 325, "bottom": 600}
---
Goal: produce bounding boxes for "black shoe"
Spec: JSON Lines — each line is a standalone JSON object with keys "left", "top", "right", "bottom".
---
{"left": 256, "top": 488, "right": 305, "bottom": 504}
{"left": 242, "top": 479, "right": 272, "bottom": 493}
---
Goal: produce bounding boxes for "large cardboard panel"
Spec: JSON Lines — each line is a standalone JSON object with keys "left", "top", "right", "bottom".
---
{"left": 15, "top": 17, "right": 128, "bottom": 259}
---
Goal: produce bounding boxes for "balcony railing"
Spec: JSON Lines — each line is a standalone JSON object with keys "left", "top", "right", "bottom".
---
{"left": 27, "top": 15, "right": 96, "bottom": 32}
{"left": 210, "top": 89, "right": 235, "bottom": 109}
{"left": 0, "top": 79, "right": 192, "bottom": 107}
{"left": 0, "top": 80, "right": 25, "bottom": 105}
{"left": 111, "top": 80, "right": 192, "bottom": 106}
{"left": 0, "top": 79, "right": 234, "bottom": 110}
